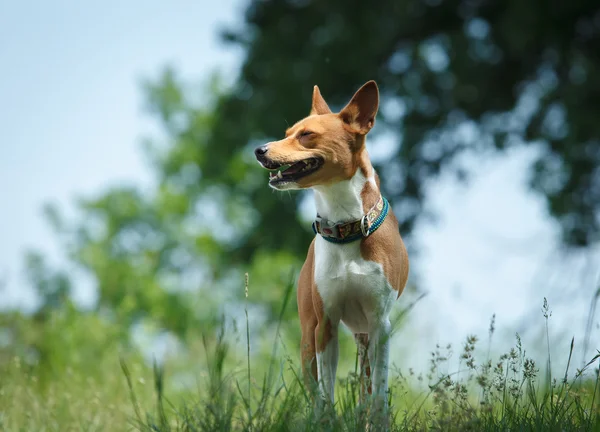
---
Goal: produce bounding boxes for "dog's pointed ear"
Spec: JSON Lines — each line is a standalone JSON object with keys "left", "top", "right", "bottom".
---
{"left": 310, "top": 85, "right": 332, "bottom": 115}
{"left": 339, "top": 81, "right": 379, "bottom": 134}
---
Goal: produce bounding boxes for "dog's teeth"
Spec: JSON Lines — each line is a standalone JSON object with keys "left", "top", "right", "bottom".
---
{"left": 277, "top": 170, "right": 282, "bottom": 179}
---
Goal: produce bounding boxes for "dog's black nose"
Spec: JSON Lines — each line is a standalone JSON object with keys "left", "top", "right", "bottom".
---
{"left": 254, "top": 145, "right": 268, "bottom": 157}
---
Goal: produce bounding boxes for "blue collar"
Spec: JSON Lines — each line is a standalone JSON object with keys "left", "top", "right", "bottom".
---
{"left": 312, "top": 196, "right": 389, "bottom": 244}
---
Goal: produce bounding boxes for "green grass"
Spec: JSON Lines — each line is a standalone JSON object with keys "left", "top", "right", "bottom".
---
{"left": 1, "top": 290, "right": 599, "bottom": 431}
{"left": 119, "top": 330, "right": 599, "bottom": 431}
{"left": 118, "top": 293, "right": 600, "bottom": 432}
{"left": 0, "top": 354, "right": 156, "bottom": 431}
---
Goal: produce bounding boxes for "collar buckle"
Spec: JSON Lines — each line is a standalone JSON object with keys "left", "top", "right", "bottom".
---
{"left": 360, "top": 214, "right": 371, "bottom": 237}
{"left": 314, "top": 216, "right": 341, "bottom": 239}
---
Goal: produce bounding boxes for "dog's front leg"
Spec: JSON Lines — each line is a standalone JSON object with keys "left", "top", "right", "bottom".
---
{"left": 315, "top": 319, "right": 339, "bottom": 405}
{"left": 368, "top": 318, "right": 391, "bottom": 416}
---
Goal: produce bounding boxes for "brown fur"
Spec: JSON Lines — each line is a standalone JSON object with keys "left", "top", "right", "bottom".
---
{"left": 360, "top": 174, "right": 410, "bottom": 298}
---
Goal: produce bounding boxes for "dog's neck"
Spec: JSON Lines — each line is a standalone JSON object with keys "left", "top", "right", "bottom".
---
{"left": 312, "top": 156, "right": 379, "bottom": 223}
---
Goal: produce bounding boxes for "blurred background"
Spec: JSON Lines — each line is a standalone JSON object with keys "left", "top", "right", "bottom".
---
{"left": 1, "top": 0, "right": 599, "bottom": 414}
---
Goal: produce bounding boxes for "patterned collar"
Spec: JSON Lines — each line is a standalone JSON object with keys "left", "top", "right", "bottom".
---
{"left": 311, "top": 196, "right": 389, "bottom": 244}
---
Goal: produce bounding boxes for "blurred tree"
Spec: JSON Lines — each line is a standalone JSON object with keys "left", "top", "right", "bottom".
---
{"left": 1, "top": 72, "right": 303, "bottom": 372}
{"left": 19, "top": 71, "right": 301, "bottom": 347}
{"left": 0, "top": 252, "right": 128, "bottom": 378}
{"left": 215, "top": 0, "right": 600, "bottom": 248}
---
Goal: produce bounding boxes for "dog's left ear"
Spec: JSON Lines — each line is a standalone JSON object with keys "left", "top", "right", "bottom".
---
{"left": 339, "top": 81, "right": 379, "bottom": 134}
{"left": 310, "top": 85, "right": 332, "bottom": 115}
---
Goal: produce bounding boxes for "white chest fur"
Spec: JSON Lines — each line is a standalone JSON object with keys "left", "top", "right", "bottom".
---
{"left": 314, "top": 238, "right": 395, "bottom": 333}
{"left": 312, "top": 170, "right": 395, "bottom": 333}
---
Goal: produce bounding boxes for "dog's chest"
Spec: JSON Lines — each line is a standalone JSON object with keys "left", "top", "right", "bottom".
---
{"left": 313, "top": 237, "right": 394, "bottom": 333}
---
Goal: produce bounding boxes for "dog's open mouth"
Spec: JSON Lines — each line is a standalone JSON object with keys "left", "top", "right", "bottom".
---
{"left": 267, "top": 157, "right": 323, "bottom": 184}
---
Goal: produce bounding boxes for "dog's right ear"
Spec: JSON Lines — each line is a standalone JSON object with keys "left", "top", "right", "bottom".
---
{"left": 339, "top": 80, "right": 379, "bottom": 135}
{"left": 310, "top": 85, "right": 332, "bottom": 115}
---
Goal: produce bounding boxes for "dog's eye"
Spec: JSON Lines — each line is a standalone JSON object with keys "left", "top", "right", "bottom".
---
{"left": 298, "top": 131, "right": 314, "bottom": 138}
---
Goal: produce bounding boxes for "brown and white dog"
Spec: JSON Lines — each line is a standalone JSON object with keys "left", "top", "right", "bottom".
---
{"left": 255, "top": 81, "right": 409, "bottom": 412}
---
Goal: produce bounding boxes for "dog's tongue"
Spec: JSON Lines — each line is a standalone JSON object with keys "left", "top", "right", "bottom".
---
{"left": 282, "top": 162, "right": 304, "bottom": 175}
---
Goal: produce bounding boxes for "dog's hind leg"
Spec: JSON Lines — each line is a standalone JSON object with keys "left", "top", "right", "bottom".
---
{"left": 354, "top": 333, "right": 371, "bottom": 405}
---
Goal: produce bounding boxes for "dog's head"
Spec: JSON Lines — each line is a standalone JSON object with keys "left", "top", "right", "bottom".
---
{"left": 255, "top": 81, "right": 379, "bottom": 190}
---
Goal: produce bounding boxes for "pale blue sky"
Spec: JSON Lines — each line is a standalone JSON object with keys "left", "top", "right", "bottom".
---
{"left": 0, "top": 0, "right": 242, "bottom": 306}
{"left": 0, "top": 1, "right": 596, "bottom": 371}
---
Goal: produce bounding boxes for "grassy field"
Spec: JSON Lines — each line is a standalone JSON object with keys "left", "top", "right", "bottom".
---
{"left": 1, "top": 327, "right": 598, "bottom": 431}
{"left": 1, "top": 296, "right": 599, "bottom": 431}
{"left": 120, "top": 328, "right": 599, "bottom": 432}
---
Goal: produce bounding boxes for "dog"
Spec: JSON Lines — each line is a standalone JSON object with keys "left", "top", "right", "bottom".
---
{"left": 255, "top": 81, "right": 409, "bottom": 415}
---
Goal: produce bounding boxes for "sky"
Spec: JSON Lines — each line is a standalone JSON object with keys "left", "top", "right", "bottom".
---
{"left": 1, "top": 1, "right": 597, "bottom": 373}
{"left": 0, "top": 0, "right": 243, "bottom": 306}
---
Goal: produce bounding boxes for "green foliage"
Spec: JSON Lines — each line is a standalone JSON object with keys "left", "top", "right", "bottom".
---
{"left": 0, "top": 308, "right": 123, "bottom": 378}
{"left": 42, "top": 67, "right": 313, "bottom": 342}
{"left": 219, "top": 0, "right": 600, "bottom": 247}
{"left": 1, "top": 253, "right": 127, "bottom": 378}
